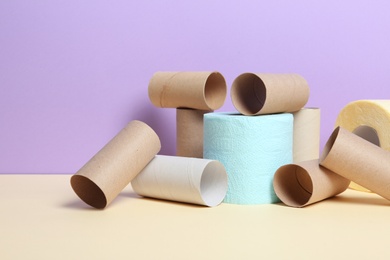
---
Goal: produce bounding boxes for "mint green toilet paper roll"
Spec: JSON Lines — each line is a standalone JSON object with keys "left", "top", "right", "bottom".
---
{"left": 203, "top": 112, "right": 293, "bottom": 204}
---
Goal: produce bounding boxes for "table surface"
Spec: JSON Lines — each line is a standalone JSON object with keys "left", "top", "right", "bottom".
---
{"left": 1, "top": 174, "right": 390, "bottom": 260}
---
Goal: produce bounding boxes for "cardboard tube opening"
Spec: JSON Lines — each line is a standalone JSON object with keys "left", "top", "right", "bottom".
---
{"left": 353, "top": 125, "right": 380, "bottom": 146}
{"left": 204, "top": 72, "right": 227, "bottom": 110}
{"left": 70, "top": 175, "right": 107, "bottom": 209}
{"left": 70, "top": 120, "right": 161, "bottom": 209}
{"left": 274, "top": 165, "right": 313, "bottom": 207}
{"left": 200, "top": 161, "right": 228, "bottom": 206}
{"left": 231, "top": 73, "right": 265, "bottom": 115}
{"left": 320, "top": 127, "right": 340, "bottom": 162}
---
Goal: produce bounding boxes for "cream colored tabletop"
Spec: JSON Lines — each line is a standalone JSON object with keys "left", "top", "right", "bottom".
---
{"left": 1, "top": 174, "right": 389, "bottom": 259}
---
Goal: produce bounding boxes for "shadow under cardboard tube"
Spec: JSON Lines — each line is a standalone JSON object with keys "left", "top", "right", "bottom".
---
{"left": 122, "top": 193, "right": 209, "bottom": 209}
{"left": 63, "top": 191, "right": 140, "bottom": 210}
{"left": 330, "top": 192, "right": 390, "bottom": 207}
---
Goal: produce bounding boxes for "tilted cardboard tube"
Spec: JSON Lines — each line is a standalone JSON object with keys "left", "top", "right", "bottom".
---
{"left": 176, "top": 108, "right": 211, "bottom": 158}
{"left": 273, "top": 160, "right": 350, "bottom": 207}
{"left": 293, "top": 108, "right": 321, "bottom": 163}
{"left": 148, "top": 71, "right": 227, "bottom": 110}
{"left": 230, "top": 73, "right": 309, "bottom": 115}
{"left": 335, "top": 100, "right": 390, "bottom": 192}
{"left": 320, "top": 127, "right": 390, "bottom": 201}
{"left": 70, "top": 121, "right": 161, "bottom": 209}
{"left": 131, "top": 155, "right": 228, "bottom": 207}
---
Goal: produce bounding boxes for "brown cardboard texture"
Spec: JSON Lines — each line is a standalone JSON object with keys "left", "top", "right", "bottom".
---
{"left": 320, "top": 127, "right": 390, "bottom": 201}
{"left": 176, "top": 108, "right": 211, "bottom": 158}
{"left": 70, "top": 120, "right": 161, "bottom": 209}
{"left": 293, "top": 108, "right": 321, "bottom": 163}
{"left": 148, "top": 71, "right": 227, "bottom": 110}
{"left": 231, "top": 73, "right": 309, "bottom": 115}
{"left": 335, "top": 100, "right": 390, "bottom": 192}
{"left": 273, "top": 159, "right": 350, "bottom": 207}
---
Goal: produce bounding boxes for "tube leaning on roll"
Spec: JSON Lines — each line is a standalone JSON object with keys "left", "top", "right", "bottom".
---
{"left": 70, "top": 121, "right": 161, "bottom": 209}
{"left": 335, "top": 100, "right": 390, "bottom": 192}
{"left": 320, "top": 127, "right": 390, "bottom": 201}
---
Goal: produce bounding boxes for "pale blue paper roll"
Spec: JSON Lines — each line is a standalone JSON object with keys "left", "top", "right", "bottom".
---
{"left": 203, "top": 112, "right": 293, "bottom": 204}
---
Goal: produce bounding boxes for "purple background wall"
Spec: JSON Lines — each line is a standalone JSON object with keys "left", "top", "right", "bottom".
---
{"left": 1, "top": 1, "right": 389, "bottom": 174}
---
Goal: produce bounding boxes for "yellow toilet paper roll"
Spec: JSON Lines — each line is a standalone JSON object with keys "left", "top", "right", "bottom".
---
{"left": 335, "top": 100, "right": 390, "bottom": 192}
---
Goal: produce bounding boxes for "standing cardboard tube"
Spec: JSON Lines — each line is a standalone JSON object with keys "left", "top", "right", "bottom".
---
{"left": 273, "top": 160, "right": 350, "bottom": 207}
{"left": 148, "top": 71, "right": 227, "bottom": 110}
{"left": 176, "top": 108, "right": 211, "bottom": 158}
{"left": 320, "top": 127, "right": 390, "bottom": 201}
{"left": 293, "top": 108, "right": 321, "bottom": 163}
{"left": 70, "top": 120, "right": 161, "bottom": 209}
{"left": 231, "top": 73, "right": 310, "bottom": 115}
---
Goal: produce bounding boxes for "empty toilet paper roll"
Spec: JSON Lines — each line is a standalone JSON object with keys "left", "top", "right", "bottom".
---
{"left": 293, "top": 108, "right": 321, "bottom": 163}
{"left": 131, "top": 155, "right": 228, "bottom": 207}
{"left": 148, "top": 71, "right": 227, "bottom": 110}
{"left": 176, "top": 108, "right": 211, "bottom": 158}
{"left": 70, "top": 121, "right": 161, "bottom": 209}
{"left": 335, "top": 100, "right": 390, "bottom": 192}
{"left": 320, "top": 127, "right": 390, "bottom": 201}
{"left": 273, "top": 160, "right": 350, "bottom": 207}
{"left": 230, "top": 73, "right": 309, "bottom": 115}
{"left": 203, "top": 112, "right": 293, "bottom": 204}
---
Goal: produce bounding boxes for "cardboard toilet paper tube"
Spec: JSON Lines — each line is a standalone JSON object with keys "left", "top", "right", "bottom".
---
{"left": 131, "top": 155, "right": 228, "bottom": 207}
{"left": 204, "top": 112, "right": 293, "bottom": 205}
{"left": 230, "top": 73, "right": 310, "bottom": 115}
{"left": 148, "top": 71, "right": 227, "bottom": 110}
{"left": 176, "top": 108, "right": 211, "bottom": 158}
{"left": 320, "top": 127, "right": 390, "bottom": 201}
{"left": 293, "top": 108, "right": 321, "bottom": 163}
{"left": 70, "top": 121, "right": 161, "bottom": 209}
{"left": 273, "top": 160, "right": 350, "bottom": 207}
{"left": 335, "top": 100, "right": 390, "bottom": 192}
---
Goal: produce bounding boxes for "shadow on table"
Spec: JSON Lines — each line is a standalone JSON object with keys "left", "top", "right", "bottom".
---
{"left": 119, "top": 191, "right": 209, "bottom": 209}
{"left": 329, "top": 193, "right": 390, "bottom": 207}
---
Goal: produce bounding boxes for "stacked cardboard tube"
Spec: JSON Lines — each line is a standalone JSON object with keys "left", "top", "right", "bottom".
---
{"left": 149, "top": 71, "right": 227, "bottom": 158}
{"left": 70, "top": 69, "right": 390, "bottom": 209}
{"left": 70, "top": 71, "right": 229, "bottom": 209}
{"left": 221, "top": 73, "right": 322, "bottom": 204}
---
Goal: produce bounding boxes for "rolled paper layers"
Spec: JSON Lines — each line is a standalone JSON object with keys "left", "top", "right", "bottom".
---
{"left": 203, "top": 112, "right": 293, "bottom": 204}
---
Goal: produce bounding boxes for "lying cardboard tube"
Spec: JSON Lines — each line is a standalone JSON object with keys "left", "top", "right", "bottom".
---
{"left": 70, "top": 121, "right": 161, "bottom": 209}
{"left": 273, "top": 160, "right": 350, "bottom": 207}
{"left": 131, "top": 155, "right": 228, "bottom": 207}
{"left": 320, "top": 127, "right": 390, "bottom": 201}
{"left": 230, "top": 73, "right": 309, "bottom": 115}
{"left": 148, "top": 71, "right": 227, "bottom": 110}
{"left": 176, "top": 108, "right": 211, "bottom": 158}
